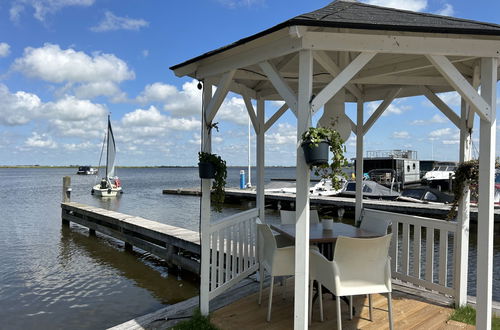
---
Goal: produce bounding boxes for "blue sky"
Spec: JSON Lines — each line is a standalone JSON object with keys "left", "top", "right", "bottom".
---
{"left": 0, "top": 0, "right": 499, "bottom": 166}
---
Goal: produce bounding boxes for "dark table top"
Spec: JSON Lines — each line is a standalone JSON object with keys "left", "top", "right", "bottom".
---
{"left": 270, "top": 222, "right": 380, "bottom": 244}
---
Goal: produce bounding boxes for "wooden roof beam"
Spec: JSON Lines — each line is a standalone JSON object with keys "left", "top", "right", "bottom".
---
{"left": 259, "top": 60, "right": 298, "bottom": 115}
{"left": 421, "top": 86, "right": 461, "bottom": 128}
{"left": 363, "top": 87, "right": 402, "bottom": 135}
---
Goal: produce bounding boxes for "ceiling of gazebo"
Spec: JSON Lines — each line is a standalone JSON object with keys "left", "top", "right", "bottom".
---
{"left": 171, "top": 0, "right": 500, "bottom": 103}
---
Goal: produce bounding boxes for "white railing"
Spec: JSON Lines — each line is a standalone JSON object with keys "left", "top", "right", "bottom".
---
{"left": 364, "top": 209, "right": 458, "bottom": 297}
{"left": 208, "top": 208, "right": 259, "bottom": 300}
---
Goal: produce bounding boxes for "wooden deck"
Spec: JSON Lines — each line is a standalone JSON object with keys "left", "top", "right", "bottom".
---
{"left": 210, "top": 278, "right": 474, "bottom": 330}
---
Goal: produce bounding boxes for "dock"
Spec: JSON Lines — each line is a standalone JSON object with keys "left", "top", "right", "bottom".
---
{"left": 61, "top": 202, "right": 201, "bottom": 274}
{"left": 163, "top": 187, "right": 500, "bottom": 222}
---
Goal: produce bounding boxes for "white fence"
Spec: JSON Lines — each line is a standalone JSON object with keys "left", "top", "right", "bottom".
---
{"left": 207, "top": 208, "right": 259, "bottom": 300}
{"left": 364, "top": 209, "right": 459, "bottom": 297}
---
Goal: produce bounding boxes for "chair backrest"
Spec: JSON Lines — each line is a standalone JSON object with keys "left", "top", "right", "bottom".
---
{"left": 333, "top": 234, "right": 392, "bottom": 286}
{"left": 359, "top": 211, "right": 392, "bottom": 235}
{"left": 257, "top": 223, "right": 277, "bottom": 267}
{"left": 280, "top": 209, "right": 319, "bottom": 224}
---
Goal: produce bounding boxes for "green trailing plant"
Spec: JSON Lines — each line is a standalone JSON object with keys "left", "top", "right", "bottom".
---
{"left": 448, "top": 159, "right": 500, "bottom": 220}
{"left": 199, "top": 152, "right": 227, "bottom": 212}
{"left": 301, "top": 125, "right": 348, "bottom": 190}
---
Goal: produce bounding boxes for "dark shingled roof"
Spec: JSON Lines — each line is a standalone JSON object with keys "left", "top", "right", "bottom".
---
{"left": 171, "top": 0, "right": 500, "bottom": 70}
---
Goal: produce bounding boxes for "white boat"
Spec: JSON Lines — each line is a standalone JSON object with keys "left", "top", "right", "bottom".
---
{"left": 421, "top": 161, "right": 457, "bottom": 189}
{"left": 77, "top": 166, "right": 98, "bottom": 175}
{"left": 91, "top": 115, "right": 122, "bottom": 197}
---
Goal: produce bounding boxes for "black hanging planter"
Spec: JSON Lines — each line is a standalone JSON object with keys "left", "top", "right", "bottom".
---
{"left": 301, "top": 141, "right": 329, "bottom": 166}
{"left": 198, "top": 162, "right": 215, "bottom": 179}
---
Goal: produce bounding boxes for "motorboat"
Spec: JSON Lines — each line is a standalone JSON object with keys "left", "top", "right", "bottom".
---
{"left": 91, "top": 115, "right": 122, "bottom": 197}
{"left": 398, "top": 186, "right": 453, "bottom": 204}
{"left": 76, "top": 166, "right": 98, "bottom": 175}
{"left": 310, "top": 178, "right": 346, "bottom": 196}
{"left": 339, "top": 180, "right": 400, "bottom": 200}
{"left": 421, "top": 161, "right": 457, "bottom": 190}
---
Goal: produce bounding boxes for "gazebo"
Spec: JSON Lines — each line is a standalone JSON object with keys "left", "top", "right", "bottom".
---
{"left": 170, "top": 1, "right": 500, "bottom": 329}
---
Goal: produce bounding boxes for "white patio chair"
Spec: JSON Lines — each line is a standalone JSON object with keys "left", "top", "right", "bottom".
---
{"left": 257, "top": 223, "right": 296, "bottom": 322}
{"left": 359, "top": 212, "right": 392, "bottom": 235}
{"left": 280, "top": 209, "right": 320, "bottom": 224}
{"left": 309, "top": 234, "right": 394, "bottom": 329}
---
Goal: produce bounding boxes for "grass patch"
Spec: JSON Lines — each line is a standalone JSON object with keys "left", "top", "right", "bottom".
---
{"left": 171, "top": 309, "right": 219, "bottom": 330}
{"left": 450, "top": 305, "right": 500, "bottom": 329}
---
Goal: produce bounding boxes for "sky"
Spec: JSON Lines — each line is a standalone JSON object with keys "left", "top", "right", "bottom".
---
{"left": 1, "top": 0, "right": 500, "bottom": 167}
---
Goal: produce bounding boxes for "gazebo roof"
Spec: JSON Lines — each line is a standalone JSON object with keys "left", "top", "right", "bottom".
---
{"left": 171, "top": 0, "right": 500, "bottom": 71}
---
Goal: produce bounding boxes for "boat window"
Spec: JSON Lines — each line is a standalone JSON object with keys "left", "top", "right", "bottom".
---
{"left": 402, "top": 189, "right": 424, "bottom": 199}
{"left": 363, "top": 185, "right": 372, "bottom": 193}
{"left": 407, "top": 165, "right": 410, "bottom": 172}
{"left": 346, "top": 182, "right": 356, "bottom": 191}
{"left": 495, "top": 173, "right": 500, "bottom": 184}
{"left": 424, "top": 191, "right": 438, "bottom": 201}
{"left": 413, "top": 163, "right": 416, "bottom": 169}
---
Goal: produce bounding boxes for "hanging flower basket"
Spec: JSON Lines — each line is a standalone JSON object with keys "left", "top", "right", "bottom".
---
{"left": 301, "top": 141, "right": 329, "bottom": 166}
{"left": 198, "top": 161, "right": 215, "bottom": 179}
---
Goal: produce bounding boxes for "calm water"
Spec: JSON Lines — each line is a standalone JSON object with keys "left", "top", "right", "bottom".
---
{"left": 0, "top": 167, "right": 498, "bottom": 329}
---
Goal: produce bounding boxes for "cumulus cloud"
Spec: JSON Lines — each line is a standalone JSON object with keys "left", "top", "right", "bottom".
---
{"left": 137, "top": 82, "right": 178, "bottom": 104}
{"left": 217, "top": 0, "right": 265, "bottom": 9}
{"left": 361, "top": 0, "right": 427, "bottom": 11}
{"left": 429, "top": 127, "right": 452, "bottom": 137}
{"left": 410, "top": 114, "right": 446, "bottom": 125}
{"left": 392, "top": 131, "right": 410, "bottom": 139}
{"left": 90, "top": 11, "right": 149, "bottom": 32}
{"left": 162, "top": 80, "right": 202, "bottom": 117}
{"left": 217, "top": 96, "right": 250, "bottom": 125}
{"left": 74, "top": 81, "right": 127, "bottom": 101}
{"left": 366, "top": 100, "right": 411, "bottom": 117}
{"left": 0, "top": 43, "right": 11, "bottom": 58}
{"left": 13, "top": 43, "right": 134, "bottom": 84}
{"left": 266, "top": 123, "right": 296, "bottom": 146}
{"left": 10, "top": 0, "right": 95, "bottom": 22}
{"left": 42, "top": 95, "right": 107, "bottom": 121}
{"left": 435, "top": 4, "right": 454, "bottom": 16}
{"left": 24, "top": 132, "right": 57, "bottom": 149}
{"left": 0, "top": 83, "right": 42, "bottom": 125}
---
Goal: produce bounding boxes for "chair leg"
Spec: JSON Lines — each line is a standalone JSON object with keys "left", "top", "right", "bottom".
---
{"left": 319, "top": 283, "right": 324, "bottom": 322}
{"left": 388, "top": 292, "right": 394, "bottom": 330}
{"left": 368, "top": 294, "right": 373, "bottom": 321}
{"left": 309, "top": 280, "right": 313, "bottom": 325}
{"left": 258, "top": 266, "right": 264, "bottom": 305}
{"left": 267, "top": 276, "right": 274, "bottom": 322}
{"left": 336, "top": 295, "right": 342, "bottom": 330}
{"left": 349, "top": 296, "right": 353, "bottom": 320}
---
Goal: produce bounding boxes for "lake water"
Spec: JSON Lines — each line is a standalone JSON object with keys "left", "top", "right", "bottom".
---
{"left": 0, "top": 167, "right": 498, "bottom": 329}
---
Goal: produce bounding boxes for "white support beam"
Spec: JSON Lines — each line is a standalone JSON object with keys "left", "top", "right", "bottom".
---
{"left": 349, "top": 117, "right": 357, "bottom": 135}
{"left": 259, "top": 61, "right": 298, "bottom": 115}
{"left": 311, "top": 52, "right": 376, "bottom": 113}
{"left": 352, "top": 75, "right": 450, "bottom": 86}
{"left": 231, "top": 81, "right": 258, "bottom": 100}
{"left": 476, "top": 57, "right": 497, "bottom": 330}
{"left": 313, "top": 50, "right": 363, "bottom": 99}
{"left": 426, "top": 55, "right": 491, "bottom": 121}
{"left": 421, "top": 86, "right": 461, "bottom": 129}
{"left": 303, "top": 31, "right": 500, "bottom": 58}
{"left": 363, "top": 88, "right": 402, "bottom": 135}
{"left": 200, "top": 83, "right": 213, "bottom": 315}
{"left": 294, "top": 49, "right": 313, "bottom": 330}
{"left": 265, "top": 103, "right": 289, "bottom": 132}
{"left": 206, "top": 70, "right": 236, "bottom": 123}
{"left": 256, "top": 99, "right": 265, "bottom": 222}
{"left": 242, "top": 93, "right": 259, "bottom": 134}
{"left": 355, "top": 100, "right": 364, "bottom": 224}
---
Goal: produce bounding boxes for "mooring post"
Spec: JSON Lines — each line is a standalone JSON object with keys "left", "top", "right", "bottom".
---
{"left": 62, "top": 176, "right": 71, "bottom": 226}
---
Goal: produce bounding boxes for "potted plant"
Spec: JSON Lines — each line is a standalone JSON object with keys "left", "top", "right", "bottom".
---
{"left": 301, "top": 126, "right": 348, "bottom": 190}
{"left": 447, "top": 160, "right": 479, "bottom": 220}
{"left": 198, "top": 151, "right": 227, "bottom": 212}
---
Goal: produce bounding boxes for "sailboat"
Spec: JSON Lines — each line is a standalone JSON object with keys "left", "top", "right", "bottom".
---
{"left": 91, "top": 115, "right": 122, "bottom": 197}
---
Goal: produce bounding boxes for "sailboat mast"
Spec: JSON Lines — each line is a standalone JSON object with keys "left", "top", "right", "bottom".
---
{"left": 106, "top": 114, "right": 110, "bottom": 179}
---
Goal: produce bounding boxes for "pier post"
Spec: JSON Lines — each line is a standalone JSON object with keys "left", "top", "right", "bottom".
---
{"left": 62, "top": 176, "right": 71, "bottom": 226}
{"left": 124, "top": 242, "right": 133, "bottom": 252}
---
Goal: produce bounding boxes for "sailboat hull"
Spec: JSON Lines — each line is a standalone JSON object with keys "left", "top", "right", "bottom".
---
{"left": 92, "top": 184, "right": 122, "bottom": 197}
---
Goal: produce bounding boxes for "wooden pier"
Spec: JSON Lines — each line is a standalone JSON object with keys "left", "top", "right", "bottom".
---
{"left": 61, "top": 202, "right": 201, "bottom": 274}
{"left": 163, "top": 187, "right": 500, "bottom": 222}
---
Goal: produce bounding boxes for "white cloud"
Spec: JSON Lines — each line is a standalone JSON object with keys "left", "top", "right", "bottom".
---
{"left": 0, "top": 84, "right": 42, "bottom": 125}
{"left": 63, "top": 141, "right": 96, "bottom": 151}
{"left": 24, "top": 132, "right": 57, "bottom": 149}
{"left": 366, "top": 100, "right": 411, "bottom": 117}
{"left": 410, "top": 114, "right": 446, "bottom": 125}
{"left": 392, "top": 131, "right": 410, "bottom": 139}
{"left": 0, "top": 43, "right": 11, "bottom": 58}
{"left": 435, "top": 91, "right": 461, "bottom": 107}
{"left": 142, "top": 50, "right": 149, "bottom": 58}
{"left": 217, "top": 0, "right": 265, "bottom": 8}
{"left": 429, "top": 127, "right": 452, "bottom": 137}
{"left": 90, "top": 11, "right": 149, "bottom": 32}
{"left": 435, "top": 4, "right": 454, "bottom": 16}
{"left": 42, "top": 95, "right": 107, "bottom": 121}
{"left": 10, "top": 0, "right": 95, "bottom": 22}
{"left": 74, "top": 81, "right": 126, "bottom": 101}
{"left": 266, "top": 123, "right": 296, "bottom": 146}
{"left": 137, "top": 82, "right": 178, "bottom": 104}
{"left": 362, "top": 0, "right": 427, "bottom": 11}
{"left": 13, "top": 43, "right": 134, "bottom": 84}
{"left": 217, "top": 96, "right": 249, "bottom": 125}
{"left": 162, "top": 80, "right": 202, "bottom": 117}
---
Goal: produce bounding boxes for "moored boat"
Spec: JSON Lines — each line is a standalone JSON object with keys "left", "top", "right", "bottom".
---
{"left": 77, "top": 166, "right": 98, "bottom": 175}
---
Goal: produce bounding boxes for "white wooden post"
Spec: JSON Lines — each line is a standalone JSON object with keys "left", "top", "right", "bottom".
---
{"left": 200, "top": 82, "right": 213, "bottom": 315}
{"left": 355, "top": 100, "right": 364, "bottom": 224}
{"left": 256, "top": 99, "right": 265, "bottom": 221}
{"left": 294, "top": 49, "right": 313, "bottom": 330}
{"left": 454, "top": 98, "right": 472, "bottom": 307}
{"left": 476, "top": 57, "right": 497, "bottom": 330}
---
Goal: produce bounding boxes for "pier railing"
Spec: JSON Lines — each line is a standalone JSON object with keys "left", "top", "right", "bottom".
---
{"left": 365, "top": 209, "right": 458, "bottom": 298}
{"left": 207, "top": 208, "right": 259, "bottom": 300}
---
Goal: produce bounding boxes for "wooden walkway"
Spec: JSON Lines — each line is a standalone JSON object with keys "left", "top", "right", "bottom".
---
{"left": 210, "top": 278, "right": 474, "bottom": 330}
{"left": 61, "top": 202, "right": 201, "bottom": 274}
{"left": 163, "top": 187, "right": 500, "bottom": 222}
